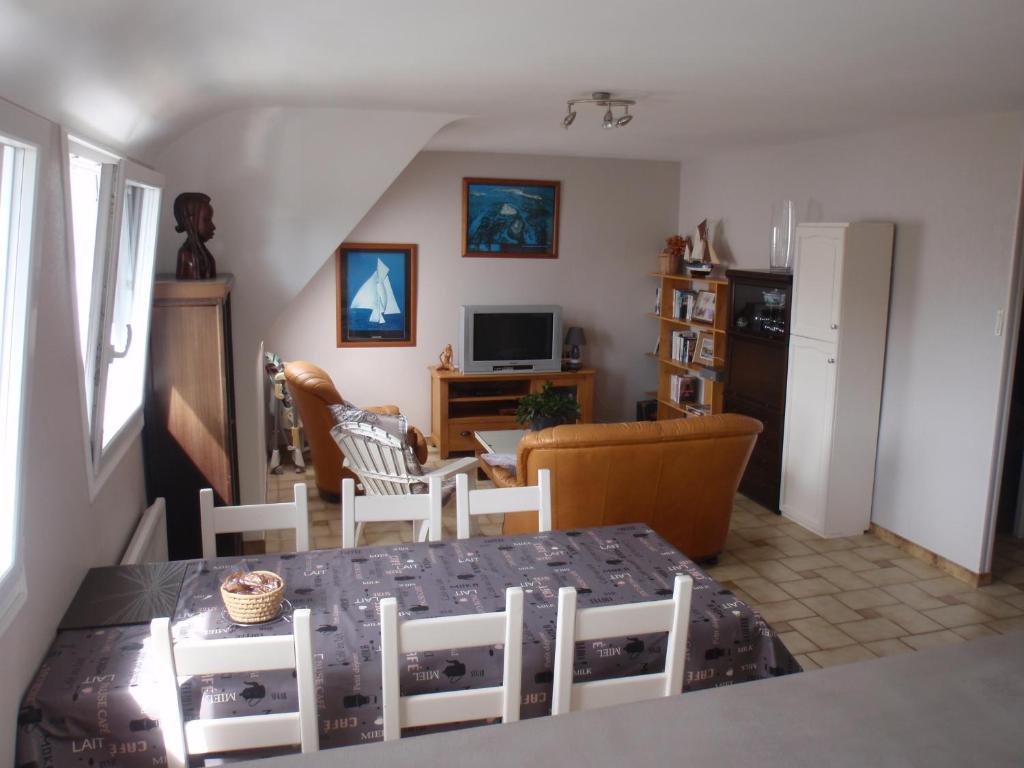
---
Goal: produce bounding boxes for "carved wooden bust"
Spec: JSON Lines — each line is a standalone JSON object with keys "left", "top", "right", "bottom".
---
{"left": 173, "top": 192, "right": 217, "bottom": 280}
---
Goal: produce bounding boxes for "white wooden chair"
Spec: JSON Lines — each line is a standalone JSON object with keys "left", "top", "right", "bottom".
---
{"left": 121, "top": 497, "right": 168, "bottom": 564}
{"left": 341, "top": 477, "right": 444, "bottom": 549}
{"left": 149, "top": 608, "right": 318, "bottom": 768}
{"left": 334, "top": 420, "right": 477, "bottom": 546}
{"left": 455, "top": 468, "right": 552, "bottom": 539}
{"left": 551, "top": 572, "right": 693, "bottom": 715}
{"left": 199, "top": 483, "right": 310, "bottom": 559}
{"left": 379, "top": 587, "right": 524, "bottom": 741}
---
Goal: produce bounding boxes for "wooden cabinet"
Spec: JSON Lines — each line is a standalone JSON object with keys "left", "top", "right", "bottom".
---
{"left": 647, "top": 272, "right": 730, "bottom": 420}
{"left": 725, "top": 268, "right": 792, "bottom": 512}
{"left": 430, "top": 367, "right": 594, "bottom": 458}
{"left": 780, "top": 223, "right": 894, "bottom": 537}
{"left": 144, "top": 276, "right": 239, "bottom": 559}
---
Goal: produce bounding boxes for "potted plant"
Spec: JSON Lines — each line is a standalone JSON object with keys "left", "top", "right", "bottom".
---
{"left": 515, "top": 381, "right": 582, "bottom": 431}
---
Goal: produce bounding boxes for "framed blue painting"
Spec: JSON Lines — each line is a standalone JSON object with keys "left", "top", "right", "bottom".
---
{"left": 335, "top": 243, "right": 417, "bottom": 347}
{"left": 462, "top": 177, "right": 560, "bottom": 258}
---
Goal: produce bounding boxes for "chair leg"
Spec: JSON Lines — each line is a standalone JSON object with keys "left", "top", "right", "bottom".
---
{"left": 355, "top": 521, "right": 366, "bottom": 547}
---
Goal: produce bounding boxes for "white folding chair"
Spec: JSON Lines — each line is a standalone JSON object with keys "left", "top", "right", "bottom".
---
{"left": 121, "top": 497, "right": 168, "bottom": 564}
{"left": 551, "top": 572, "right": 693, "bottom": 715}
{"left": 150, "top": 609, "right": 318, "bottom": 768}
{"left": 200, "top": 483, "right": 310, "bottom": 559}
{"left": 455, "top": 468, "right": 552, "bottom": 539}
{"left": 379, "top": 587, "right": 524, "bottom": 741}
{"left": 341, "top": 476, "right": 443, "bottom": 548}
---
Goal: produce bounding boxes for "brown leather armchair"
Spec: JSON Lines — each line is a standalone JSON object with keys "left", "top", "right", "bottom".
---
{"left": 490, "top": 414, "right": 762, "bottom": 562}
{"left": 284, "top": 361, "right": 428, "bottom": 500}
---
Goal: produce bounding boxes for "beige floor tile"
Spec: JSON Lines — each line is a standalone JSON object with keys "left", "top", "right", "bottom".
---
{"left": 800, "top": 595, "right": 863, "bottom": 624}
{"left": 733, "top": 545, "right": 786, "bottom": 562}
{"left": 1004, "top": 593, "right": 1024, "bottom": 610}
{"left": 805, "top": 538, "right": 858, "bottom": 554}
{"left": 978, "top": 583, "right": 1023, "bottom": 598}
{"left": 901, "top": 630, "right": 965, "bottom": 651}
{"left": 998, "top": 566, "right": 1024, "bottom": 584}
{"left": 755, "top": 599, "right": 817, "bottom": 623}
{"left": 952, "top": 624, "right": 1000, "bottom": 640}
{"left": 705, "top": 563, "right": 760, "bottom": 582}
{"left": 891, "top": 558, "right": 945, "bottom": 580}
{"left": 874, "top": 604, "right": 944, "bottom": 634}
{"left": 815, "top": 566, "right": 874, "bottom": 591}
{"left": 951, "top": 591, "right": 1022, "bottom": 619}
{"left": 749, "top": 560, "right": 804, "bottom": 583}
{"left": 854, "top": 544, "right": 906, "bottom": 562}
{"left": 837, "top": 617, "right": 905, "bottom": 643}
{"left": 781, "top": 554, "right": 836, "bottom": 572}
{"left": 858, "top": 567, "right": 917, "bottom": 587}
{"left": 835, "top": 588, "right": 899, "bottom": 610}
{"left": 771, "top": 538, "right": 817, "bottom": 557}
{"left": 739, "top": 525, "right": 791, "bottom": 541}
{"left": 734, "top": 577, "right": 793, "bottom": 603}
{"left": 777, "top": 523, "right": 821, "bottom": 542}
{"left": 881, "top": 583, "right": 946, "bottom": 610}
{"left": 822, "top": 550, "right": 879, "bottom": 572}
{"left": 864, "top": 638, "right": 914, "bottom": 657}
{"left": 793, "top": 654, "right": 820, "bottom": 670}
{"left": 777, "top": 631, "right": 818, "bottom": 655}
{"left": 807, "top": 644, "right": 876, "bottom": 668}
{"left": 728, "top": 587, "right": 757, "bottom": 606}
{"left": 789, "top": 617, "right": 856, "bottom": 650}
{"left": 780, "top": 578, "right": 841, "bottom": 599}
{"left": 985, "top": 615, "right": 1024, "bottom": 634}
{"left": 916, "top": 576, "right": 974, "bottom": 598}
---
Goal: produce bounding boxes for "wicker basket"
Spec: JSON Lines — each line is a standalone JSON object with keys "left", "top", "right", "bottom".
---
{"left": 220, "top": 571, "right": 285, "bottom": 624}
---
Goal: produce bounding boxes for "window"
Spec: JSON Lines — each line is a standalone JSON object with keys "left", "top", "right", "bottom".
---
{"left": 0, "top": 131, "right": 39, "bottom": 621}
{"left": 66, "top": 136, "right": 162, "bottom": 489}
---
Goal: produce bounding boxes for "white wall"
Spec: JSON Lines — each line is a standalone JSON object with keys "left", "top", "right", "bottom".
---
{"left": 678, "top": 110, "right": 1024, "bottom": 574}
{"left": 156, "top": 107, "right": 457, "bottom": 504}
{"left": 266, "top": 150, "right": 680, "bottom": 431}
{"left": 0, "top": 98, "right": 148, "bottom": 762}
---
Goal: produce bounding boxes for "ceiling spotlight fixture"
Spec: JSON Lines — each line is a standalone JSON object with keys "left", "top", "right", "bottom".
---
{"left": 561, "top": 91, "right": 636, "bottom": 130}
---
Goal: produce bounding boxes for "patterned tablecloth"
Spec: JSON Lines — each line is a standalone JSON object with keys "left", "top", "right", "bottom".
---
{"left": 16, "top": 524, "right": 800, "bottom": 767}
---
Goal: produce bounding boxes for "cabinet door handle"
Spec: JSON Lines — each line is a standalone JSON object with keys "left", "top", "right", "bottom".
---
{"left": 460, "top": 431, "right": 471, "bottom": 437}
{"left": 830, "top": 323, "right": 838, "bottom": 329}
{"left": 827, "top": 357, "right": 836, "bottom": 364}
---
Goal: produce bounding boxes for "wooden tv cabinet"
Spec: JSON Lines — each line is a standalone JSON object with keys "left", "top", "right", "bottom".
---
{"left": 430, "top": 367, "right": 595, "bottom": 458}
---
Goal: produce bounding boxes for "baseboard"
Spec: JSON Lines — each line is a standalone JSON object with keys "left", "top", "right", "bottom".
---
{"left": 868, "top": 523, "right": 991, "bottom": 587}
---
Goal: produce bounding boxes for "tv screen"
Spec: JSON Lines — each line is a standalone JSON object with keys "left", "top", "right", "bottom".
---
{"left": 473, "top": 312, "right": 554, "bottom": 361}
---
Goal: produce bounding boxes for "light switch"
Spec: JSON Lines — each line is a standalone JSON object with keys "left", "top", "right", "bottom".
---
{"left": 995, "top": 308, "right": 1005, "bottom": 336}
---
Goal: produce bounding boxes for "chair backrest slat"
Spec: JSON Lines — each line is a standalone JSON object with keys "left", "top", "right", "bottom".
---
{"left": 551, "top": 573, "right": 692, "bottom": 716}
{"left": 456, "top": 468, "right": 552, "bottom": 539}
{"left": 380, "top": 587, "right": 524, "bottom": 741}
{"left": 199, "top": 483, "right": 309, "bottom": 559}
{"left": 342, "top": 477, "right": 443, "bottom": 548}
{"left": 150, "top": 609, "right": 318, "bottom": 768}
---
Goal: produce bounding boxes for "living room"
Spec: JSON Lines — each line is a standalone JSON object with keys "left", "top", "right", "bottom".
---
{"left": 2, "top": 2, "right": 1024, "bottom": 765}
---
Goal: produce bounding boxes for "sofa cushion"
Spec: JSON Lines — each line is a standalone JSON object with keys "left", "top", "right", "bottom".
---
{"left": 329, "top": 402, "right": 424, "bottom": 473}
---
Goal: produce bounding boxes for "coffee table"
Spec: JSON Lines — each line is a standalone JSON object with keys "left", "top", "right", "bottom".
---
{"left": 474, "top": 428, "right": 526, "bottom": 483}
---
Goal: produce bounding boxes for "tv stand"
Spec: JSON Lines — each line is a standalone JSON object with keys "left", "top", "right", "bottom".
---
{"left": 430, "top": 366, "right": 595, "bottom": 458}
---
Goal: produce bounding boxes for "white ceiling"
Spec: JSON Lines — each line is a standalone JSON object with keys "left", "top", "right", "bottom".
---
{"left": 2, "top": 0, "right": 1023, "bottom": 161}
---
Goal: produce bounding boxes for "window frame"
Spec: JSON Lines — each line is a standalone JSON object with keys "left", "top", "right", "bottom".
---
{"left": 0, "top": 114, "right": 44, "bottom": 632}
{"left": 62, "top": 131, "right": 163, "bottom": 498}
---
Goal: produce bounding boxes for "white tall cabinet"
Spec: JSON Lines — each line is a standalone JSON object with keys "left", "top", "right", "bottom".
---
{"left": 780, "top": 223, "right": 894, "bottom": 537}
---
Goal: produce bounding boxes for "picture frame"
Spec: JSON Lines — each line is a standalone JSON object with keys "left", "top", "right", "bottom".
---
{"left": 694, "top": 331, "right": 717, "bottom": 366}
{"left": 693, "top": 290, "right": 717, "bottom": 323}
{"left": 462, "top": 177, "right": 560, "bottom": 258}
{"left": 335, "top": 243, "right": 417, "bottom": 347}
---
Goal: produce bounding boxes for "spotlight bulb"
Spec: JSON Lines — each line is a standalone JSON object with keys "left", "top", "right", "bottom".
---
{"left": 562, "top": 110, "right": 576, "bottom": 129}
{"left": 616, "top": 112, "right": 633, "bottom": 127}
{"left": 602, "top": 107, "right": 615, "bottom": 129}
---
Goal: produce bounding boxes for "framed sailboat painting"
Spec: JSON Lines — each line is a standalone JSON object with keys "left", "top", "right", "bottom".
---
{"left": 335, "top": 243, "right": 417, "bottom": 347}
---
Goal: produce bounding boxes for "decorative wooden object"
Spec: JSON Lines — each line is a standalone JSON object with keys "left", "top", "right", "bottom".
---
{"left": 430, "top": 367, "right": 595, "bottom": 458}
{"left": 437, "top": 343, "right": 455, "bottom": 371}
{"left": 144, "top": 275, "right": 239, "bottom": 559}
{"left": 647, "top": 271, "right": 730, "bottom": 420}
{"left": 173, "top": 192, "right": 217, "bottom": 280}
{"left": 725, "top": 268, "right": 793, "bottom": 512}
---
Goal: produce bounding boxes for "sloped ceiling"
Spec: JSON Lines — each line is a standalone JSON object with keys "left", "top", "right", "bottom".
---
{"left": 1, "top": 0, "right": 1023, "bottom": 161}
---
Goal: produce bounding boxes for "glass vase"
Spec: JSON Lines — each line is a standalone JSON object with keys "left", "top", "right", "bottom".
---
{"left": 769, "top": 200, "right": 796, "bottom": 272}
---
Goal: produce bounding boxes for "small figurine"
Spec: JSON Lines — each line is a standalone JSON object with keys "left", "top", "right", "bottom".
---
{"left": 174, "top": 192, "right": 217, "bottom": 280}
{"left": 438, "top": 343, "right": 455, "bottom": 371}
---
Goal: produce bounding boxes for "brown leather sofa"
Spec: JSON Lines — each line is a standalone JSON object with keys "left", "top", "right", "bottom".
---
{"left": 284, "top": 361, "right": 428, "bottom": 500}
{"left": 491, "top": 414, "right": 762, "bottom": 562}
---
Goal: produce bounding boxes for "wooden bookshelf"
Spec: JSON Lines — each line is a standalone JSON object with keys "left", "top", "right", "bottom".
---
{"left": 648, "top": 271, "right": 730, "bottom": 421}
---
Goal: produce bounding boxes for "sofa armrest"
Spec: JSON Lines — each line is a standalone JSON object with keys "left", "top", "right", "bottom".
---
{"left": 489, "top": 465, "right": 520, "bottom": 488}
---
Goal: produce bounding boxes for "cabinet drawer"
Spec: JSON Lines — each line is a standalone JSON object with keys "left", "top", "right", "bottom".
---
{"left": 448, "top": 417, "right": 520, "bottom": 451}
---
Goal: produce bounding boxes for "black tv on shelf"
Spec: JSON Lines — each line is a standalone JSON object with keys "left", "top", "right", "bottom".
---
{"left": 458, "top": 305, "right": 562, "bottom": 373}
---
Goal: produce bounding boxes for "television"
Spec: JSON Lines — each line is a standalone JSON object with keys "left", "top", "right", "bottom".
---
{"left": 459, "top": 305, "right": 562, "bottom": 373}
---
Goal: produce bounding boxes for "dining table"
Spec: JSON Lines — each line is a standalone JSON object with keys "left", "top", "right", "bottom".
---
{"left": 15, "top": 523, "right": 801, "bottom": 767}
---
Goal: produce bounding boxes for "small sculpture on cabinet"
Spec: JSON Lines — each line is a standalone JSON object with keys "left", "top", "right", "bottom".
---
{"left": 438, "top": 343, "right": 455, "bottom": 371}
{"left": 173, "top": 192, "right": 217, "bottom": 280}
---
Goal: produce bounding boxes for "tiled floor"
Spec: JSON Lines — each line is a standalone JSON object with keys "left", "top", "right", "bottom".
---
{"left": 266, "top": 454, "right": 1024, "bottom": 669}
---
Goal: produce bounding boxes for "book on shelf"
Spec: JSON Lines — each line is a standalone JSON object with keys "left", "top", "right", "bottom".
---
{"left": 668, "top": 373, "right": 702, "bottom": 404}
{"left": 670, "top": 329, "right": 697, "bottom": 364}
{"left": 685, "top": 402, "right": 711, "bottom": 417}
{"left": 670, "top": 289, "right": 696, "bottom": 321}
